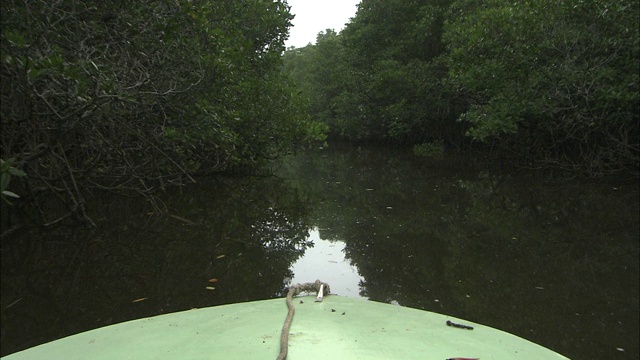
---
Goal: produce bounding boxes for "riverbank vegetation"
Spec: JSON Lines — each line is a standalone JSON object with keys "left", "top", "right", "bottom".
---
{"left": 283, "top": 0, "right": 639, "bottom": 176}
{"left": 2, "top": 0, "right": 638, "bottom": 230}
{"left": 1, "top": 0, "right": 325, "bottom": 229}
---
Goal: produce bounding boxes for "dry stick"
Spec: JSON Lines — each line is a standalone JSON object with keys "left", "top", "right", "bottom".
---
{"left": 117, "top": 120, "right": 196, "bottom": 184}
{"left": 58, "top": 143, "right": 96, "bottom": 227}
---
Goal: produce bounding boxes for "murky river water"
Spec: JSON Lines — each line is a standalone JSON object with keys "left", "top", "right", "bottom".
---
{"left": 1, "top": 144, "right": 638, "bottom": 359}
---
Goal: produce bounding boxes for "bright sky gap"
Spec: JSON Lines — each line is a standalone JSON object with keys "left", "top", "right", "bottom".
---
{"left": 285, "top": 0, "right": 360, "bottom": 48}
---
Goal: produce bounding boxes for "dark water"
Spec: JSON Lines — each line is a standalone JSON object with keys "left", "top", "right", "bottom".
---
{"left": 1, "top": 144, "right": 638, "bottom": 359}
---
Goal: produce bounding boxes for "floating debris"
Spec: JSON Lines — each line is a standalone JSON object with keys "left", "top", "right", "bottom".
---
{"left": 169, "top": 214, "right": 197, "bottom": 225}
{"left": 4, "top": 298, "right": 22, "bottom": 309}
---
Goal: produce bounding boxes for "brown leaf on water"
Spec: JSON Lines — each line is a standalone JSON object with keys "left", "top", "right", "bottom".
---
{"left": 132, "top": 298, "right": 148, "bottom": 303}
{"left": 208, "top": 278, "right": 218, "bottom": 283}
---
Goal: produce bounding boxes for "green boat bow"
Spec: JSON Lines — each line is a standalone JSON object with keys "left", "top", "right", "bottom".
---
{"left": 2, "top": 295, "right": 569, "bottom": 360}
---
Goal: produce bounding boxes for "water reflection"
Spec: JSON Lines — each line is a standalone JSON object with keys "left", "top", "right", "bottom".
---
{"left": 0, "top": 176, "right": 314, "bottom": 356}
{"left": 278, "top": 144, "right": 639, "bottom": 360}
{"left": 289, "top": 228, "right": 365, "bottom": 299}
{"left": 1, "top": 144, "right": 638, "bottom": 360}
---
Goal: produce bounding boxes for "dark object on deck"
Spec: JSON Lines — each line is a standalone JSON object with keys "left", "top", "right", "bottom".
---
{"left": 446, "top": 320, "right": 474, "bottom": 330}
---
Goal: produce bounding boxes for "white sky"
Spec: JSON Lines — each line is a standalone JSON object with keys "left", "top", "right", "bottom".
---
{"left": 290, "top": 229, "right": 365, "bottom": 299}
{"left": 285, "top": 0, "right": 360, "bottom": 48}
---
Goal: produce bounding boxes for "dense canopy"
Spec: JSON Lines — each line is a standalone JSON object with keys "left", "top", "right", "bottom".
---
{"left": 283, "top": 0, "right": 639, "bottom": 175}
{"left": 1, "top": 0, "right": 324, "bottom": 226}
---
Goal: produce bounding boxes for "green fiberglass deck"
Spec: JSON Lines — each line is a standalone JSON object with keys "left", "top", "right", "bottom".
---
{"left": 2, "top": 295, "right": 569, "bottom": 360}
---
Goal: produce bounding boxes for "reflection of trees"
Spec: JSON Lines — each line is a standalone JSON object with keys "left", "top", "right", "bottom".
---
{"left": 280, "top": 145, "right": 477, "bottom": 306}
{"left": 0, "top": 176, "right": 313, "bottom": 356}
{"left": 279, "top": 145, "right": 639, "bottom": 360}
{"left": 443, "top": 175, "right": 640, "bottom": 358}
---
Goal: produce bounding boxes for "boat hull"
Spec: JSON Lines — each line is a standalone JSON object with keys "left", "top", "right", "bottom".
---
{"left": 2, "top": 295, "right": 569, "bottom": 359}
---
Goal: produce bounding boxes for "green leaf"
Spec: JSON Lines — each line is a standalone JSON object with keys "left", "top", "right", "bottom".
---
{"left": 2, "top": 190, "right": 20, "bottom": 198}
{"left": 0, "top": 173, "right": 9, "bottom": 191}
{"left": 4, "top": 30, "right": 26, "bottom": 47}
{"left": 28, "top": 68, "right": 49, "bottom": 81}
{"left": 8, "top": 167, "right": 26, "bottom": 177}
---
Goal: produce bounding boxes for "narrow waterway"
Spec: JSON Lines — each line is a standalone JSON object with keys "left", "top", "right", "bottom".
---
{"left": 1, "top": 144, "right": 638, "bottom": 359}
{"left": 289, "top": 228, "right": 364, "bottom": 299}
